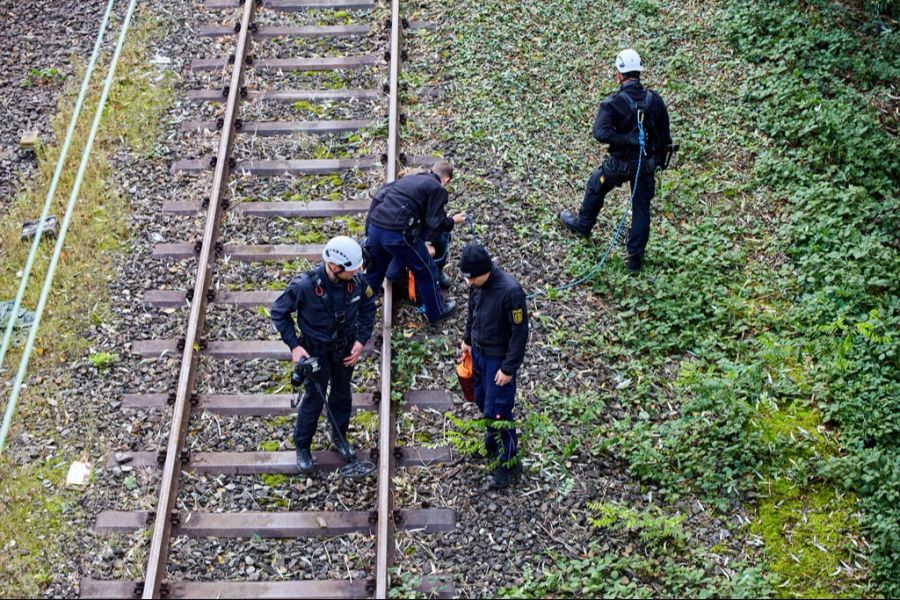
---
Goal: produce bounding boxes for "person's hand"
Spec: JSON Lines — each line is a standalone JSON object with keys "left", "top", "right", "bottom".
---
{"left": 452, "top": 212, "right": 466, "bottom": 225}
{"left": 343, "top": 341, "right": 365, "bottom": 366}
{"left": 494, "top": 370, "right": 512, "bottom": 386}
{"left": 426, "top": 243, "right": 436, "bottom": 257}
{"left": 292, "top": 346, "right": 310, "bottom": 363}
{"left": 460, "top": 341, "right": 471, "bottom": 356}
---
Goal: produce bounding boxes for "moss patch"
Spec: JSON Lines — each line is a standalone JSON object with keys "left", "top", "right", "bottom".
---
{"left": 752, "top": 402, "right": 865, "bottom": 598}
{"left": 753, "top": 479, "right": 860, "bottom": 598}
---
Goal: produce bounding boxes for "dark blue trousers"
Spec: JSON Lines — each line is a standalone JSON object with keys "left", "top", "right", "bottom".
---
{"left": 293, "top": 353, "right": 353, "bottom": 450}
{"left": 365, "top": 224, "right": 445, "bottom": 322}
{"left": 577, "top": 161, "right": 656, "bottom": 258}
{"left": 472, "top": 349, "right": 518, "bottom": 463}
{"left": 386, "top": 231, "right": 451, "bottom": 306}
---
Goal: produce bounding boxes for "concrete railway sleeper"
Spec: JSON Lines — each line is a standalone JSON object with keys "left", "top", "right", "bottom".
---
{"left": 81, "top": 1, "right": 453, "bottom": 598}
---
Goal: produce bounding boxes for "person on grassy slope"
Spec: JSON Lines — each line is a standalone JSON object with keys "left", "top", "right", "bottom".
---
{"left": 560, "top": 48, "right": 673, "bottom": 273}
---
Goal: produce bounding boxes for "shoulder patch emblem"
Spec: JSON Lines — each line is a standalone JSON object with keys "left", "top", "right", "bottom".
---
{"left": 365, "top": 285, "right": 373, "bottom": 299}
{"left": 512, "top": 308, "right": 523, "bottom": 325}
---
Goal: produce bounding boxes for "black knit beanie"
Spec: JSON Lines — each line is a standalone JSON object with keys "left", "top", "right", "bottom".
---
{"left": 459, "top": 244, "right": 493, "bottom": 278}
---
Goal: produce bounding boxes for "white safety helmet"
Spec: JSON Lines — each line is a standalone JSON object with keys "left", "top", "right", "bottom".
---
{"left": 615, "top": 49, "right": 644, "bottom": 73}
{"left": 322, "top": 236, "right": 364, "bottom": 271}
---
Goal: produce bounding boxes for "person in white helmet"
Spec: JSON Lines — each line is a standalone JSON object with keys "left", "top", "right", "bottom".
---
{"left": 270, "top": 235, "right": 376, "bottom": 472}
{"left": 560, "top": 48, "right": 673, "bottom": 272}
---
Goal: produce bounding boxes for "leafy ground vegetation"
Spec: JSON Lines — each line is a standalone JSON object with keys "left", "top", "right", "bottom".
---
{"left": 434, "top": 0, "right": 897, "bottom": 596}
{"left": 0, "top": 14, "right": 173, "bottom": 597}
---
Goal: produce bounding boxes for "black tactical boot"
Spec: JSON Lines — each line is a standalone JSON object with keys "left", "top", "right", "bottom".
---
{"left": 430, "top": 299, "right": 457, "bottom": 325}
{"left": 559, "top": 210, "right": 591, "bottom": 238}
{"left": 626, "top": 253, "right": 643, "bottom": 274}
{"left": 295, "top": 448, "right": 314, "bottom": 473}
{"left": 437, "top": 272, "right": 452, "bottom": 290}
{"left": 490, "top": 465, "right": 512, "bottom": 489}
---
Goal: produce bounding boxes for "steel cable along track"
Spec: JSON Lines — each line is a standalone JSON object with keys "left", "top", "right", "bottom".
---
{"left": 80, "top": 1, "right": 455, "bottom": 597}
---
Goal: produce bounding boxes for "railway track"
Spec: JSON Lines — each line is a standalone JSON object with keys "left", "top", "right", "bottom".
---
{"left": 80, "top": 1, "right": 455, "bottom": 597}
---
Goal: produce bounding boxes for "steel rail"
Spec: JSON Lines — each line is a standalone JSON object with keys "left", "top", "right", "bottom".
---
{"left": 140, "top": 1, "right": 256, "bottom": 597}
{"left": 375, "top": 0, "right": 404, "bottom": 595}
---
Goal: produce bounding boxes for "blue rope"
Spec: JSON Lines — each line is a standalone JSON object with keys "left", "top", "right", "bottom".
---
{"left": 527, "top": 114, "right": 646, "bottom": 299}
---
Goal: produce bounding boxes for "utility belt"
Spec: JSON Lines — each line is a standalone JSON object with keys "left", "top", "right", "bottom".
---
{"left": 604, "top": 154, "right": 656, "bottom": 177}
{"left": 302, "top": 334, "right": 353, "bottom": 362}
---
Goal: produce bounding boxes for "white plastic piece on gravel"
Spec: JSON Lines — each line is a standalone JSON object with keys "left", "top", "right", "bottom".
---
{"left": 66, "top": 460, "right": 92, "bottom": 487}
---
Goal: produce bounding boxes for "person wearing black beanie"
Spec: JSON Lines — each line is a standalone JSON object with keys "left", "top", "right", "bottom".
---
{"left": 459, "top": 244, "right": 529, "bottom": 489}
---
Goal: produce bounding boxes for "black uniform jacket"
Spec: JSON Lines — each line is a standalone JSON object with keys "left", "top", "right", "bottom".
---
{"left": 463, "top": 266, "right": 529, "bottom": 376}
{"left": 271, "top": 264, "right": 376, "bottom": 352}
{"left": 592, "top": 80, "right": 672, "bottom": 163}
{"left": 366, "top": 172, "right": 455, "bottom": 237}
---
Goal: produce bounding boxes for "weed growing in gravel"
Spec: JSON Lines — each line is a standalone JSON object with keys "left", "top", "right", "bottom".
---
{"left": 21, "top": 66, "right": 65, "bottom": 88}
{"left": 88, "top": 351, "right": 119, "bottom": 370}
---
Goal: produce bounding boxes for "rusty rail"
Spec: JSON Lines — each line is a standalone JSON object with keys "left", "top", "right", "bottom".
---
{"left": 140, "top": 1, "right": 257, "bottom": 597}
{"left": 375, "top": 0, "right": 404, "bottom": 596}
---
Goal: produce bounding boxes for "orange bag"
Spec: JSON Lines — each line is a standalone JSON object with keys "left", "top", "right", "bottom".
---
{"left": 408, "top": 271, "right": 417, "bottom": 305}
{"left": 456, "top": 350, "right": 475, "bottom": 402}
